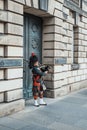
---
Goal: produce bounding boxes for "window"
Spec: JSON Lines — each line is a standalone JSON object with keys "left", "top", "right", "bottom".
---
{"left": 79, "top": 15, "right": 82, "bottom": 22}
{"left": 71, "top": 0, "right": 82, "bottom": 8}
{"left": 71, "top": 26, "right": 79, "bottom": 70}
{"left": 72, "top": 26, "right": 78, "bottom": 63}
{"left": 39, "top": 0, "right": 48, "bottom": 11}
{"left": 69, "top": 10, "right": 75, "bottom": 18}
{"left": 72, "top": 0, "right": 79, "bottom": 5}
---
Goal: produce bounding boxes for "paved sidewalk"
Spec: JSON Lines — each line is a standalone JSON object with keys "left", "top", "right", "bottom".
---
{"left": 0, "top": 88, "right": 87, "bottom": 130}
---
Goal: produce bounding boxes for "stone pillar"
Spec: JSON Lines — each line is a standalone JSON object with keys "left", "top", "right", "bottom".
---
{"left": 43, "top": 0, "right": 68, "bottom": 98}
{"left": 0, "top": 0, "right": 25, "bottom": 117}
{"left": 43, "top": 0, "right": 87, "bottom": 98}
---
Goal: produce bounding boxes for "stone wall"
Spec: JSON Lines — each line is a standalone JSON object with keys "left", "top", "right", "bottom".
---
{"left": 0, "top": 0, "right": 25, "bottom": 117}
{"left": 0, "top": 0, "right": 87, "bottom": 116}
{"left": 44, "top": 0, "right": 87, "bottom": 98}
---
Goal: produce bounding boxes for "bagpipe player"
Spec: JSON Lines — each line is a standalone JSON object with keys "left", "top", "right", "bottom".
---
{"left": 29, "top": 53, "right": 49, "bottom": 107}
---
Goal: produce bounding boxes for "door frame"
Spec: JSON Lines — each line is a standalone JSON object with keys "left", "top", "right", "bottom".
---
{"left": 23, "top": 13, "right": 43, "bottom": 99}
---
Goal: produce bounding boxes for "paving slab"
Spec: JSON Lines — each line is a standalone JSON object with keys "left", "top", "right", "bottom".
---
{"left": 0, "top": 88, "right": 87, "bottom": 130}
{"left": 78, "top": 88, "right": 87, "bottom": 96}
{"left": 0, "top": 126, "right": 13, "bottom": 130}
{"left": 48, "top": 122, "right": 84, "bottom": 130}
{"left": 18, "top": 124, "right": 50, "bottom": 130}
{"left": 74, "top": 119, "right": 87, "bottom": 130}
{"left": 0, "top": 117, "right": 29, "bottom": 129}
{"left": 61, "top": 96, "right": 87, "bottom": 105}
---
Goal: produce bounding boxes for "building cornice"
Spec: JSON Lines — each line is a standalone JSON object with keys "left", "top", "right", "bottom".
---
{"left": 64, "top": 0, "right": 87, "bottom": 17}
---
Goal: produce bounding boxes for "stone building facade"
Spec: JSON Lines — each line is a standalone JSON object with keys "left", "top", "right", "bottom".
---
{"left": 0, "top": 0, "right": 87, "bottom": 116}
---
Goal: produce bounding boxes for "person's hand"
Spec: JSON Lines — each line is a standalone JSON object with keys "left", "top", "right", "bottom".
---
{"left": 45, "top": 71, "right": 48, "bottom": 74}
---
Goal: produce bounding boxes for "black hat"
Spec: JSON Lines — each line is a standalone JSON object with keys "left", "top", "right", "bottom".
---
{"left": 29, "top": 53, "right": 38, "bottom": 69}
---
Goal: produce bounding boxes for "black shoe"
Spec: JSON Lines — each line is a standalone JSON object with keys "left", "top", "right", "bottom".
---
{"left": 34, "top": 104, "right": 40, "bottom": 107}
{"left": 40, "top": 103, "right": 47, "bottom": 106}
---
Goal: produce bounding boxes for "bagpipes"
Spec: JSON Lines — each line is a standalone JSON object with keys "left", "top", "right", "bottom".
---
{"left": 39, "top": 63, "right": 52, "bottom": 73}
{"left": 24, "top": 53, "right": 52, "bottom": 72}
{"left": 23, "top": 58, "right": 52, "bottom": 72}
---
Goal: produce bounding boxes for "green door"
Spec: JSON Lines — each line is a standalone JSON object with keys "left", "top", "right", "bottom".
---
{"left": 23, "top": 14, "right": 42, "bottom": 99}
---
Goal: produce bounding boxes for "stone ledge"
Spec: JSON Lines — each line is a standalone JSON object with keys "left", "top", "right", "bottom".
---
{"left": 4, "top": 89, "right": 23, "bottom": 102}
{"left": 0, "top": 59, "right": 23, "bottom": 68}
{"left": 44, "top": 80, "right": 87, "bottom": 98}
{"left": 0, "top": 99, "right": 25, "bottom": 117}
{"left": 12, "top": 0, "right": 25, "bottom": 5}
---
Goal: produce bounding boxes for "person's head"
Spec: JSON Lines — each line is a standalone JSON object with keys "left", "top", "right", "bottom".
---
{"left": 29, "top": 53, "right": 38, "bottom": 69}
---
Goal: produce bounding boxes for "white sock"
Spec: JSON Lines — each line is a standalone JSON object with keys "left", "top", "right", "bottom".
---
{"left": 34, "top": 99, "right": 39, "bottom": 106}
{"left": 39, "top": 98, "right": 46, "bottom": 105}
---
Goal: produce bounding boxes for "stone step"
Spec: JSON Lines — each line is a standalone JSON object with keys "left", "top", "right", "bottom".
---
{"left": 0, "top": 93, "right": 4, "bottom": 103}
{"left": 0, "top": 99, "right": 25, "bottom": 117}
{"left": 4, "top": 89, "right": 23, "bottom": 102}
